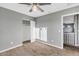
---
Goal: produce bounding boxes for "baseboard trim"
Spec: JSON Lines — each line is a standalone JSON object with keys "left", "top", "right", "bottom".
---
{"left": 0, "top": 44, "right": 23, "bottom": 53}
{"left": 37, "top": 40, "right": 63, "bottom": 49}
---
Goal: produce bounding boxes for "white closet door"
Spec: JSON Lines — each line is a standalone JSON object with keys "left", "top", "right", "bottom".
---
{"left": 35, "top": 28, "right": 40, "bottom": 39}
{"left": 23, "top": 26, "right": 30, "bottom": 41}
{"left": 40, "top": 27, "right": 47, "bottom": 42}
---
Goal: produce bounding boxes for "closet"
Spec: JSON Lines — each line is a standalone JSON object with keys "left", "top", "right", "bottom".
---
{"left": 22, "top": 20, "right": 30, "bottom": 42}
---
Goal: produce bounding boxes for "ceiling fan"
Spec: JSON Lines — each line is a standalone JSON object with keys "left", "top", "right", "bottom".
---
{"left": 20, "top": 3, "right": 51, "bottom": 12}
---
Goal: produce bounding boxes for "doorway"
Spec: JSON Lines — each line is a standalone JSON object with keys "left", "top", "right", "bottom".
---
{"left": 40, "top": 27, "right": 47, "bottom": 42}
{"left": 61, "top": 13, "right": 79, "bottom": 48}
{"left": 22, "top": 19, "right": 36, "bottom": 43}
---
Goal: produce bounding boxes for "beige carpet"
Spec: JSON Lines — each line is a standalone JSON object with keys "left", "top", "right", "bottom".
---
{"left": 0, "top": 41, "right": 79, "bottom": 56}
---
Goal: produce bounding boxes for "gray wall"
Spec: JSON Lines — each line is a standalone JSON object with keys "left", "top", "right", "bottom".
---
{"left": 0, "top": 7, "right": 32, "bottom": 51}
{"left": 36, "top": 5, "right": 79, "bottom": 48}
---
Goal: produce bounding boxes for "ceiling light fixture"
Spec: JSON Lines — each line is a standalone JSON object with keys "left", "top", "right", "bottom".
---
{"left": 32, "top": 4, "right": 38, "bottom": 11}
{"left": 20, "top": 3, "right": 51, "bottom": 12}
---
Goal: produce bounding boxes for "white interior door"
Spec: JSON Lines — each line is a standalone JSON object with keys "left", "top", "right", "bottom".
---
{"left": 40, "top": 27, "right": 47, "bottom": 42}
{"left": 23, "top": 25, "right": 30, "bottom": 41}
{"left": 35, "top": 28, "right": 40, "bottom": 39}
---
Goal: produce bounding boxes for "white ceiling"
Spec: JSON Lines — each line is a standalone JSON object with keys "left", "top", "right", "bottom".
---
{"left": 0, "top": 3, "right": 79, "bottom": 17}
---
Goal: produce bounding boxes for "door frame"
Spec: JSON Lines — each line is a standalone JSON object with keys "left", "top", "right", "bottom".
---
{"left": 61, "top": 12, "right": 79, "bottom": 48}
{"left": 30, "top": 20, "right": 36, "bottom": 42}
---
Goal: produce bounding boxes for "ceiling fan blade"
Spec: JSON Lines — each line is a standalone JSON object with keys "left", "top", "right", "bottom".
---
{"left": 19, "top": 3, "right": 32, "bottom": 5}
{"left": 37, "top": 6, "right": 44, "bottom": 12}
{"left": 38, "top": 3, "right": 51, "bottom": 5}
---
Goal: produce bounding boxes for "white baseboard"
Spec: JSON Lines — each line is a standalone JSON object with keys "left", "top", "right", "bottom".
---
{"left": 0, "top": 44, "right": 23, "bottom": 53}
{"left": 37, "top": 40, "right": 63, "bottom": 49}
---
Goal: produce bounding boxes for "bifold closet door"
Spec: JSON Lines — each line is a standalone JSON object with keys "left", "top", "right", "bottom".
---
{"left": 40, "top": 27, "right": 47, "bottom": 42}
{"left": 35, "top": 28, "right": 40, "bottom": 39}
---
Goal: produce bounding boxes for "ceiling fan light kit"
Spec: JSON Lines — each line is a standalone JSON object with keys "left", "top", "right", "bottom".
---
{"left": 20, "top": 3, "right": 51, "bottom": 12}
{"left": 31, "top": 4, "right": 38, "bottom": 12}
